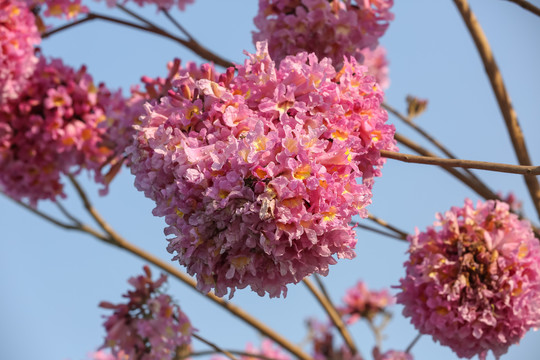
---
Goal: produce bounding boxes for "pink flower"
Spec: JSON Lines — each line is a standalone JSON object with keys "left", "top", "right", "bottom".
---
{"left": 308, "top": 319, "right": 364, "bottom": 360}
{"left": 26, "top": 0, "right": 89, "bottom": 20}
{"left": 396, "top": 199, "right": 540, "bottom": 359}
{"left": 99, "top": 266, "right": 193, "bottom": 360}
{"left": 86, "top": 350, "right": 129, "bottom": 360}
{"left": 340, "top": 281, "right": 394, "bottom": 323}
{"left": 253, "top": 0, "right": 393, "bottom": 67}
{"left": 375, "top": 350, "right": 413, "bottom": 360}
{"left": 214, "top": 339, "right": 290, "bottom": 360}
{"left": 359, "top": 46, "right": 389, "bottom": 90}
{"left": 0, "top": 55, "right": 134, "bottom": 205}
{"left": 128, "top": 41, "right": 396, "bottom": 298}
{"left": 0, "top": 0, "right": 40, "bottom": 103}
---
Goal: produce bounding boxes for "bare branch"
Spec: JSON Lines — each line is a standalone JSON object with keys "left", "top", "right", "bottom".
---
{"left": 303, "top": 278, "right": 359, "bottom": 356}
{"left": 367, "top": 213, "right": 409, "bottom": 239}
{"left": 503, "top": 0, "right": 540, "bottom": 17}
{"left": 192, "top": 333, "right": 237, "bottom": 360}
{"left": 381, "top": 150, "right": 540, "bottom": 175}
{"left": 453, "top": 0, "right": 540, "bottom": 218}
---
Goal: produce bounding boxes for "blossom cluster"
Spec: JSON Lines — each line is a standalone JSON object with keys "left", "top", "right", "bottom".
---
{"left": 128, "top": 41, "right": 396, "bottom": 298}
{"left": 309, "top": 319, "right": 364, "bottom": 360}
{"left": 253, "top": 0, "right": 393, "bottom": 67}
{"left": 0, "top": 0, "right": 40, "bottom": 103}
{"left": 99, "top": 266, "right": 193, "bottom": 360}
{"left": 340, "top": 280, "right": 394, "bottom": 323}
{"left": 375, "top": 350, "right": 413, "bottom": 360}
{"left": 26, "top": 0, "right": 88, "bottom": 20}
{"left": 0, "top": 55, "right": 133, "bottom": 205}
{"left": 397, "top": 199, "right": 540, "bottom": 359}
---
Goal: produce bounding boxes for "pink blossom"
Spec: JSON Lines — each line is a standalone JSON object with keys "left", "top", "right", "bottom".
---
{"left": 100, "top": 266, "right": 193, "bottom": 360}
{"left": 97, "top": 0, "right": 194, "bottom": 11}
{"left": 375, "top": 350, "right": 413, "bottom": 360}
{"left": 214, "top": 339, "right": 290, "bottom": 360}
{"left": 86, "top": 350, "right": 129, "bottom": 360}
{"left": 253, "top": 0, "right": 393, "bottom": 67}
{"left": 0, "top": 55, "right": 134, "bottom": 205}
{"left": 26, "top": 0, "right": 89, "bottom": 20}
{"left": 340, "top": 281, "right": 394, "bottom": 323}
{"left": 308, "top": 319, "right": 364, "bottom": 360}
{"left": 128, "top": 41, "right": 396, "bottom": 298}
{"left": 396, "top": 199, "right": 540, "bottom": 359}
{"left": 0, "top": 0, "right": 40, "bottom": 103}
{"left": 359, "top": 46, "right": 389, "bottom": 90}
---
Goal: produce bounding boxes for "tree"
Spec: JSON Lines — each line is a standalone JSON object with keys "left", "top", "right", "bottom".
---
{"left": 1, "top": 1, "right": 540, "bottom": 360}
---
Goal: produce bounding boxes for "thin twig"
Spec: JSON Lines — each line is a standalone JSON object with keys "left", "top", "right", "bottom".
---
{"left": 66, "top": 178, "right": 312, "bottom": 360}
{"left": 43, "top": 12, "right": 234, "bottom": 68}
{"left": 303, "top": 278, "right": 359, "bottom": 356}
{"left": 405, "top": 333, "right": 422, "bottom": 353}
{"left": 55, "top": 201, "right": 82, "bottom": 226}
{"left": 453, "top": 0, "right": 540, "bottom": 219}
{"left": 383, "top": 102, "right": 481, "bottom": 181}
{"left": 41, "top": 15, "right": 95, "bottom": 38}
{"left": 367, "top": 213, "right": 409, "bottom": 239}
{"left": 162, "top": 8, "right": 194, "bottom": 40}
{"left": 116, "top": 3, "right": 160, "bottom": 29}
{"left": 192, "top": 333, "right": 237, "bottom": 360}
{"left": 185, "top": 350, "right": 289, "bottom": 360}
{"left": 352, "top": 222, "right": 407, "bottom": 241}
{"left": 503, "top": 0, "right": 540, "bottom": 17}
{"left": 313, "top": 273, "right": 333, "bottom": 304}
{"left": 395, "top": 132, "right": 500, "bottom": 201}
{"left": 381, "top": 150, "right": 540, "bottom": 175}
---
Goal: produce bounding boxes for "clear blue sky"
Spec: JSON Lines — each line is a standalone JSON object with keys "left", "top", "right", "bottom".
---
{"left": 1, "top": 1, "right": 540, "bottom": 360}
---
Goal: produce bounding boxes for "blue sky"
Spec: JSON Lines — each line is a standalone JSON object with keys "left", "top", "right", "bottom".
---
{"left": 1, "top": 1, "right": 540, "bottom": 360}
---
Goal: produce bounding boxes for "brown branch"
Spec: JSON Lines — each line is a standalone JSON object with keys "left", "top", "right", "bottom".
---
{"left": 66, "top": 178, "right": 312, "bottom": 360}
{"left": 395, "top": 132, "right": 500, "bottom": 201}
{"left": 354, "top": 223, "right": 407, "bottom": 241}
{"left": 503, "top": 0, "right": 540, "bottom": 17}
{"left": 367, "top": 213, "right": 409, "bottom": 240}
{"left": 41, "top": 15, "right": 95, "bottom": 38}
{"left": 186, "top": 350, "right": 289, "bottom": 360}
{"left": 453, "top": 0, "right": 540, "bottom": 218}
{"left": 303, "top": 278, "right": 359, "bottom": 356}
{"left": 381, "top": 150, "right": 540, "bottom": 175}
{"left": 383, "top": 102, "right": 482, "bottom": 182}
{"left": 313, "top": 273, "right": 333, "bottom": 305}
{"left": 192, "top": 333, "right": 237, "bottom": 360}
{"left": 405, "top": 333, "right": 422, "bottom": 354}
{"left": 42, "top": 13, "right": 234, "bottom": 68}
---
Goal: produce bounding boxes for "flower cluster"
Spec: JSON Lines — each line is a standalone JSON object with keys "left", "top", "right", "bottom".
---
{"left": 128, "top": 41, "right": 396, "bottom": 298}
{"left": 86, "top": 350, "right": 129, "bottom": 360}
{"left": 309, "top": 319, "right": 363, "bottom": 360}
{"left": 213, "top": 339, "right": 290, "bottom": 360}
{"left": 26, "top": 0, "right": 88, "bottom": 20}
{"left": 0, "top": 55, "right": 133, "bottom": 205}
{"left": 253, "top": 0, "right": 394, "bottom": 67}
{"left": 0, "top": 0, "right": 40, "bottom": 103}
{"left": 99, "top": 266, "right": 193, "bottom": 360}
{"left": 340, "top": 281, "right": 394, "bottom": 323}
{"left": 98, "top": 0, "right": 194, "bottom": 11}
{"left": 359, "top": 46, "right": 389, "bottom": 90}
{"left": 375, "top": 350, "right": 413, "bottom": 360}
{"left": 397, "top": 199, "right": 540, "bottom": 359}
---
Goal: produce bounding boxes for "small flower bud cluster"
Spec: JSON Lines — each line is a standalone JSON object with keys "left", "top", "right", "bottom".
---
{"left": 0, "top": 55, "right": 133, "bottom": 205}
{"left": 26, "top": 0, "right": 89, "bottom": 19}
{"left": 0, "top": 0, "right": 40, "bottom": 103}
{"left": 340, "top": 281, "right": 394, "bottom": 323}
{"left": 99, "top": 266, "right": 193, "bottom": 360}
{"left": 128, "top": 41, "right": 396, "bottom": 298}
{"left": 397, "top": 199, "right": 540, "bottom": 359}
{"left": 253, "top": 0, "right": 393, "bottom": 67}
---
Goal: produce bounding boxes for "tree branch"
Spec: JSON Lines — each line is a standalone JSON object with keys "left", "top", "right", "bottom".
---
{"left": 66, "top": 177, "right": 313, "bottom": 360}
{"left": 503, "top": 0, "right": 540, "bottom": 17}
{"left": 192, "top": 333, "right": 237, "bottom": 360}
{"left": 303, "top": 278, "right": 359, "bottom": 356}
{"left": 42, "top": 12, "right": 234, "bottom": 68}
{"left": 381, "top": 150, "right": 540, "bottom": 175}
{"left": 453, "top": 0, "right": 540, "bottom": 218}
